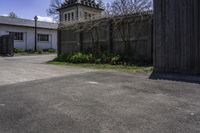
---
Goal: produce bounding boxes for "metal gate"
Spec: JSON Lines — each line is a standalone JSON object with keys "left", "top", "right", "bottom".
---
{"left": 0, "top": 35, "right": 14, "bottom": 57}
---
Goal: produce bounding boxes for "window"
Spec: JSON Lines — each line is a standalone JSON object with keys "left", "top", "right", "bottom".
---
{"left": 68, "top": 13, "right": 71, "bottom": 21}
{"left": 84, "top": 12, "right": 88, "bottom": 20}
{"left": 10, "top": 32, "right": 23, "bottom": 41}
{"left": 92, "top": 14, "right": 95, "bottom": 19}
{"left": 88, "top": 14, "right": 91, "bottom": 20}
{"left": 71, "top": 12, "right": 74, "bottom": 21}
{"left": 65, "top": 14, "right": 68, "bottom": 21}
{"left": 38, "top": 34, "right": 49, "bottom": 42}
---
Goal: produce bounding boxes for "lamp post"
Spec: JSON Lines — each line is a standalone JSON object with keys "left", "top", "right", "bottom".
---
{"left": 34, "top": 16, "right": 38, "bottom": 52}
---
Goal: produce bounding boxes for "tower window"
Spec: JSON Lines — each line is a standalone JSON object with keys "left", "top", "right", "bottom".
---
{"left": 68, "top": 13, "right": 71, "bottom": 21}
{"left": 88, "top": 14, "right": 91, "bottom": 19}
{"left": 65, "top": 14, "right": 68, "bottom": 21}
{"left": 84, "top": 12, "right": 88, "bottom": 20}
{"left": 71, "top": 12, "right": 74, "bottom": 21}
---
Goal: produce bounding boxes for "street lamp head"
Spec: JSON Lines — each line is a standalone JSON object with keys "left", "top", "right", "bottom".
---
{"left": 34, "top": 16, "right": 38, "bottom": 21}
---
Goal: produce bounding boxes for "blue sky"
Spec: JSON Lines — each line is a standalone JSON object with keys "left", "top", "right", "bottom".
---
{"left": 0, "top": 0, "right": 113, "bottom": 22}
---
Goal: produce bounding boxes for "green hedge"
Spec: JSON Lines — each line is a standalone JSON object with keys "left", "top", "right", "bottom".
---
{"left": 54, "top": 52, "right": 122, "bottom": 65}
{"left": 14, "top": 48, "right": 57, "bottom": 54}
{"left": 14, "top": 48, "right": 24, "bottom": 53}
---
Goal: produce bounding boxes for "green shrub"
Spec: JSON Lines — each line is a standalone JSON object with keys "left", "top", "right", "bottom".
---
{"left": 25, "top": 49, "right": 35, "bottom": 54}
{"left": 54, "top": 54, "right": 68, "bottom": 62}
{"left": 92, "top": 53, "right": 121, "bottom": 64}
{"left": 111, "top": 55, "right": 121, "bottom": 65}
{"left": 55, "top": 52, "right": 122, "bottom": 65}
{"left": 43, "top": 48, "right": 56, "bottom": 53}
{"left": 14, "top": 48, "right": 24, "bottom": 53}
{"left": 100, "top": 53, "right": 110, "bottom": 63}
{"left": 57, "top": 52, "right": 93, "bottom": 63}
{"left": 54, "top": 52, "right": 152, "bottom": 66}
{"left": 95, "top": 58, "right": 101, "bottom": 64}
{"left": 48, "top": 48, "right": 56, "bottom": 53}
{"left": 69, "top": 53, "right": 85, "bottom": 63}
{"left": 37, "top": 49, "right": 43, "bottom": 54}
{"left": 42, "top": 49, "right": 48, "bottom": 52}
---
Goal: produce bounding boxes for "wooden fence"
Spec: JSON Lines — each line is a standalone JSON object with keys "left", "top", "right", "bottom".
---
{"left": 154, "top": 0, "right": 200, "bottom": 74}
{"left": 58, "top": 14, "right": 153, "bottom": 64}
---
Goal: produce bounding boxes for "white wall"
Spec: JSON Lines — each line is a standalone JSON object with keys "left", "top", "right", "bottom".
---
{"left": 78, "top": 6, "right": 102, "bottom": 21}
{"left": 60, "top": 6, "right": 77, "bottom": 22}
{"left": 0, "top": 25, "right": 57, "bottom": 50}
{"left": 60, "top": 5, "right": 102, "bottom": 22}
{"left": 36, "top": 29, "right": 57, "bottom": 50}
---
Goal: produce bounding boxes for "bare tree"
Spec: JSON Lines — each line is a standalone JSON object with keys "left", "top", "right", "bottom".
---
{"left": 103, "top": 3, "right": 112, "bottom": 16}
{"left": 47, "top": 0, "right": 63, "bottom": 20}
{"left": 104, "top": 0, "right": 152, "bottom": 16}
{"left": 60, "top": 16, "right": 110, "bottom": 54}
{"left": 59, "top": 0, "right": 153, "bottom": 59}
{"left": 96, "top": 0, "right": 105, "bottom": 9}
{"left": 107, "top": 0, "right": 153, "bottom": 59}
{"left": 8, "top": 12, "right": 18, "bottom": 18}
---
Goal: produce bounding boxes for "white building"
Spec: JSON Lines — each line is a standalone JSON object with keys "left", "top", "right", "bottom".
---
{"left": 0, "top": 16, "right": 58, "bottom": 50}
{"left": 58, "top": 0, "right": 103, "bottom": 22}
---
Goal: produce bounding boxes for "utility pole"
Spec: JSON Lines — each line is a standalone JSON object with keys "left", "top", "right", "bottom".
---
{"left": 34, "top": 16, "right": 38, "bottom": 52}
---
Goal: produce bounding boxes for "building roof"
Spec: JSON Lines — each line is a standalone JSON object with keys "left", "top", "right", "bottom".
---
{"left": 58, "top": 0, "right": 104, "bottom": 11}
{"left": 0, "top": 16, "right": 58, "bottom": 30}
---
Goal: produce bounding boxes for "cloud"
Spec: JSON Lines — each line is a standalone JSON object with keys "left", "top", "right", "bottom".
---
{"left": 1, "top": 14, "right": 8, "bottom": 17}
{"left": 0, "top": 14, "right": 55, "bottom": 23}
{"left": 37, "top": 16, "right": 55, "bottom": 23}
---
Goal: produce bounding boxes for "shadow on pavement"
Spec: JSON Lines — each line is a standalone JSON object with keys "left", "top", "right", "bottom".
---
{"left": 150, "top": 71, "right": 200, "bottom": 84}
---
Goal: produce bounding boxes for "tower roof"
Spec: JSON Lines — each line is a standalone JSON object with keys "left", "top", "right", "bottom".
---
{"left": 58, "top": 0, "right": 104, "bottom": 11}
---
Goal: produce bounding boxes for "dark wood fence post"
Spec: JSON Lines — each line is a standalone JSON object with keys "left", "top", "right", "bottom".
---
{"left": 79, "top": 30, "right": 83, "bottom": 52}
{"left": 8, "top": 34, "right": 14, "bottom": 56}
{"left": 108, "top": 20, "right": 113, "bottom": 53}
{"left": 151, "top": 18, "right": 154, "bottom": 64}
{"left": 57, "top": 29, "right": 62, "bottom": 56}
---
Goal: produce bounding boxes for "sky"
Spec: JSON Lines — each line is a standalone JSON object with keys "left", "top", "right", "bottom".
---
{"left": 0, "top": 0, "right": 113, "bottom": 22}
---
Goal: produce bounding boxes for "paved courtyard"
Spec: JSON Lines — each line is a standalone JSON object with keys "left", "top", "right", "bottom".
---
{"left": 0, "top": 55, "right": 200, "bottom": 133}
{"left": 0, "top": 54, "right": 97, "bottom": 86}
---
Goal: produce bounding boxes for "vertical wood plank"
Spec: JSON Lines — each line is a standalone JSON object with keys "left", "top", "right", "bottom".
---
{"left": 154, "top": 0, "right": 200, "bottom": 74}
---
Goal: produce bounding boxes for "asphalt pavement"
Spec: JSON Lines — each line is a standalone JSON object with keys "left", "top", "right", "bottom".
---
{"left": 0, "top": 55, "right": 200, "bottom": 133}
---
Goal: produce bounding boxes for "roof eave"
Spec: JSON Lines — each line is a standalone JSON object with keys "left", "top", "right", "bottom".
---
{"left": 57, "top": 3, "right": 104, "bottom": 11}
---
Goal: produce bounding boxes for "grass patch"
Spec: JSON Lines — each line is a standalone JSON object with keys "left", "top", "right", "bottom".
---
{"left": 14, "top": 52, "right": 56, "bottom": 56}
{"left": 14, "top": 48, "right": 57, "bottom": 56}
{"left": 48, "top": 61, "right": 153, "bottom": 73}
